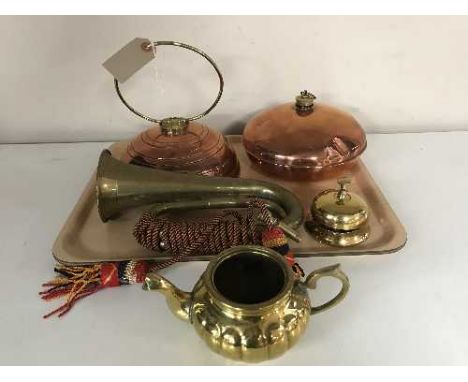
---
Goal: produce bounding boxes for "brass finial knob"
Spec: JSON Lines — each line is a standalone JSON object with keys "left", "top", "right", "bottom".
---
{"left": 336, "top": 176, "right": 352, "bottom": 204}
{"left": 160, "top": 117, "right": 189, "bottom": 136}
{"left": 295, "top": 90, "right": 316, "bottom": 113}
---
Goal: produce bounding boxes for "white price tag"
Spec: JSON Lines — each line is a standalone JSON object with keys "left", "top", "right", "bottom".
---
{"left": 103, "top": 38, "right": 155, "bottom": 83}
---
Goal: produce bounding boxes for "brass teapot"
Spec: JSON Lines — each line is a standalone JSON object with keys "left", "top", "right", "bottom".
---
{"left": 144, "top": 245, "right": 350, "bottom": 362}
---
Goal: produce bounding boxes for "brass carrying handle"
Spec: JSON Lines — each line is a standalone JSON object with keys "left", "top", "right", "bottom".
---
{"left": 305, "top": 264, "right": 350, "bottom": 315}
{"left": 114, "top": 40, "right": 224, "bottom": 124}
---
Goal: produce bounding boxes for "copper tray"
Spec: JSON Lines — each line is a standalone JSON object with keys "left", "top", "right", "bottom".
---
{"left": 53, "top": 136, "right": 406, "bottom": 265}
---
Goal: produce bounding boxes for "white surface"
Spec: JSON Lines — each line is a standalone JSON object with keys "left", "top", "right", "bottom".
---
{"left": 2, "top": 16, "right": 468, "bottom": 143}
{"left": 0, "top": 131, "right": 467, "bottom": 365}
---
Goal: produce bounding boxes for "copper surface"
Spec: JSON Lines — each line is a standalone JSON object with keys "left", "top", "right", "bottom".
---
{"left": 123, "top": 121, "right": 239, "bottom": 177}
{"left": 243, "top": 101, "right": 367, "bottom": 179}
{"left": 52, "top": 136, "right": 406, "bottom": 265}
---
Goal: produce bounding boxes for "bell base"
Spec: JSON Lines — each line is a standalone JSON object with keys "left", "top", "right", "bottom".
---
{"left": 305, "top": 220, "right": 369, "bottom": 247}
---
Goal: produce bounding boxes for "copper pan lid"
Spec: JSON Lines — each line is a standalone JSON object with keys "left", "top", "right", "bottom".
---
{"left": 242, "top": 91, "right": 366, "bottom": 177}
{"left": 122, "top": 119, "right": 239, "bottom": 177}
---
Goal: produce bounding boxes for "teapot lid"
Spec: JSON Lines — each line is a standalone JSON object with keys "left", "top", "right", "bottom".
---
{"left": 311, "top": 177, "right": 368, "bottom": 231}
{"left": 242, "top": 90, "right": 367, "bottom": 172}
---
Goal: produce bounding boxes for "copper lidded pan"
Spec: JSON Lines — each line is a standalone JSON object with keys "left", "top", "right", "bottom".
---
{"left": 242, "top": 90, "right": 366, "bottom": 180}
{"left": 114, "top": 41, "right": 239, "bottom": 177}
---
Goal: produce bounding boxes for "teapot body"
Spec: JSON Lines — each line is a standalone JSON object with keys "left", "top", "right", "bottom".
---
{"left": 144, "top": 245, "right": 350, "bottom": 363}
{"left": 190, "top": 268, "right": 311, "bottom": 362}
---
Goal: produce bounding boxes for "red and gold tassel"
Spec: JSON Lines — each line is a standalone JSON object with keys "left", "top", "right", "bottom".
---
{"left": 262, "top": 226, "right": 305, "bottom": 278}
{"left": 40, "top": 261, "right": 148, "bottom": 319}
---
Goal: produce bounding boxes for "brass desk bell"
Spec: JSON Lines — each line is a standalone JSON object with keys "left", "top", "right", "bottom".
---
{"left": 306, "top": 177, "right": 369, "bottom": 246}
{"left": 114, "top": 41, "right": 239, "bottom": 177}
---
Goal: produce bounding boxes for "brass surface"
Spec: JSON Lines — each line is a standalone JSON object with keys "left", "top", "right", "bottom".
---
{"left": 305, "top": 219, "right": 370, "bottom": 247}
{"left": 96, "top": 150, "right": 304, "bottom": 238}
{"left": 114, "top": 40, "right": 224, "bottom": 124}
{"left": 310, "top": 177, "right": 369, "bottom": 231}
{"left": 295, "top": 90, "right": 316, "bottom": 113}
{"left": 307, "top": 177, "right": 370, "bottom": 247}
{"left": 159, "top": 117, "right": 189, "bottom": 136}
{"left": 143, "top": 245, "right": 349, "bottom": 362}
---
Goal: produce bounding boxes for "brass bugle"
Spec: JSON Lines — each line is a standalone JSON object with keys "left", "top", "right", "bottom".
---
{"left": 96, "top": 150, "right": 304, "bottom": 241}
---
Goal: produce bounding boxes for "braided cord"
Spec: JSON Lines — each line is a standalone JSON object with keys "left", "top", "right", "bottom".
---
{"left": 134, "top": 201, "right": 276, "bottom": 271}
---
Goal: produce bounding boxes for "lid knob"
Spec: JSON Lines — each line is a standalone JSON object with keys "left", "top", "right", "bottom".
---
{"left": 336, "top": 176, "right": 352, "bottom": 204}
{"left": 160, "top": 117, "right": 189, "bottom": 136}
{"left": 295, "top": 90, "right": 316, "bottom": 113}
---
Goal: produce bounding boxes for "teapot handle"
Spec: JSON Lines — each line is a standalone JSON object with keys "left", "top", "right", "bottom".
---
{"left": 305, "top": 264, "right": 350, "bottom": 315}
